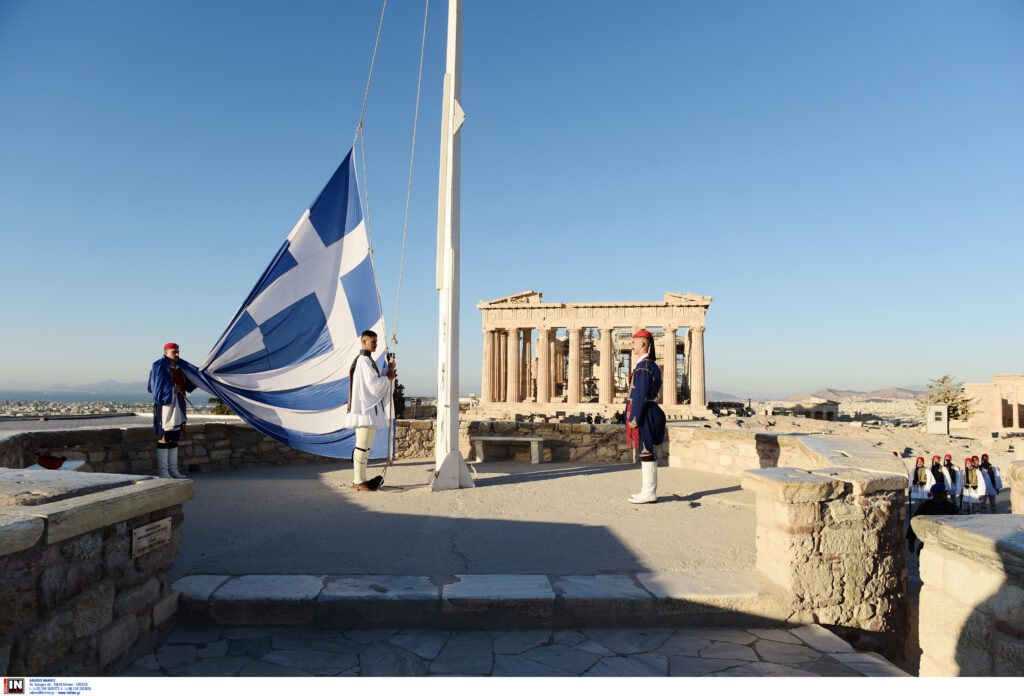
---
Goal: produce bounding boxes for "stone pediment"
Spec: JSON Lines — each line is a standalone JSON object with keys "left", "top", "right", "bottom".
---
{"left": 664, "top": 292, "right": 713, "bottom": 306}
{"left": 480, "top": 291, "right": 543, "bottom": 306}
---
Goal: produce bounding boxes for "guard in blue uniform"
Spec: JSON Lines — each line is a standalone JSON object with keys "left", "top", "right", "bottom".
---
{"left": 148, "top": 342, "right": 197, "bottom": 479}
{"left": 626, "top": 330, "right": 666, "bottom": 504}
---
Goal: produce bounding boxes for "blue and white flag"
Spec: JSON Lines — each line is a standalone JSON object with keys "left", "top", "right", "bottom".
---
{"left": 183, "top": 150, "right": 391, "bottom": 459}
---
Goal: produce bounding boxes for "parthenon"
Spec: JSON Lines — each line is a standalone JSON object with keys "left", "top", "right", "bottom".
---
{"left": 474, "top": 291, "right": 712, "bottom": 419}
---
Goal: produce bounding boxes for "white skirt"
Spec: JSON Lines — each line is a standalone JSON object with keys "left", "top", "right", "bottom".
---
{"left": 343, "top": 404, "right": 388, "bottom": 430}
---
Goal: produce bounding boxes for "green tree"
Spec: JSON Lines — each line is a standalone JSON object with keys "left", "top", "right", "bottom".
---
{"left": 916, "top": 375, "right": 975, "bottom": 421}
{"left": 208, "top": 397, "right": 233, "bottom": 416}
{"left": 393, "top": 381, "right": 406, "bottom": 419}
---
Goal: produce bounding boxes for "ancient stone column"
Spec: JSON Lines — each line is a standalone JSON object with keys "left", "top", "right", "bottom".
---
{"left": 506, "top": 329, "right": 520, "bottom": 403}
{"left": 663, "top": 326, "right": 677, "bottom": 407}
{"left": 598, "top": 326, "right": 614, "bottom": 404}
{"left": 522, "top": 328, "right": 532, "bottom": 401}
{"left": 1014, "top": 388, "right": 1021, "bottom": 430}
{"left": 568, "top": 327, "right": 583, "bottom": 404}
{"left": 498, "top": 330, "right": 507, "bottom": 402}
{"left": 481, "top": 329, "right": 493, "bottom": 403}
{"left": 689, "top": 326, "right": 706, "bottom": 408}
{"left": 536, "top": 328, "right": 551, "bottom": 403}
{"left": 494, "top": 331, "right": 502, "bottom": 401}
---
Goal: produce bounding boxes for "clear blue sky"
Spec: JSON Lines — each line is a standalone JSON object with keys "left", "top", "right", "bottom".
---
{"left": 1, "top": 0, "right": 1021, "bottom": 399}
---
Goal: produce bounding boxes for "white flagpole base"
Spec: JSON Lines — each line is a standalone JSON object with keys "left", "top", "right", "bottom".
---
{"left": 432, "top": 450, "right": 475, "bottom": 490}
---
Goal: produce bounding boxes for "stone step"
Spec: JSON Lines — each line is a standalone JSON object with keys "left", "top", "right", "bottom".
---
{"left": 174, "top": 570, "right": 793, "bottom": 631}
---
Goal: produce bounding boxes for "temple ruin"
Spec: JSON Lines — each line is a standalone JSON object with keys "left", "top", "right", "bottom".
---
{"left": 473, "top": 291, "right": 712, "bottom": 419}
{"left": 960, "top": 374, "right": 1024, "bottom": 436}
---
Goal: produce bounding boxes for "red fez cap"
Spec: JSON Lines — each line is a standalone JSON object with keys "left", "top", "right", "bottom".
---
{"left": 944, "top": 454, "right": 951, "bottom": 460}
{"left": 982, "top": 453, "right": 989, "bottom": 459}
{"left": 632, "top": 330, "right": 653, "bottom": 339}
{"left": 915, "top": 456, "right": 924, "bottom": 463}
{"left": 164, "top": 343, "right": 179, "bottom": 351}
{"left": 965, "top": 457, "right": 972, "bottom": 463}
{"left": 931, "top": 455, "right": 940, "bottom": 461}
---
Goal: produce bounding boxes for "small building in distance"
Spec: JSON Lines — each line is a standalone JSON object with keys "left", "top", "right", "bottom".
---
{"left": 959, "top": 374, "right": 1024, "bottom": 436}
{"left": 772, "top": 400, "right": 839, "bottom": 421}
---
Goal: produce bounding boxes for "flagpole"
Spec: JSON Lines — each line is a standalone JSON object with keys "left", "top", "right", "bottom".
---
{"left": 433, "top": 0, "right": 473, "bottom": 489}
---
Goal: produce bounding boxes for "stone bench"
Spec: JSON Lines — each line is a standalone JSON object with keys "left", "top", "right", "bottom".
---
{"left": 26, "top": 459, "right": 88, "bottom": 472}
{"left": 469, "top": 436, "right": 545, "bottom": 464}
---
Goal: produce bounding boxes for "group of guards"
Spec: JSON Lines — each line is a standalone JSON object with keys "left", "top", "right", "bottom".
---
{"left": 908, "top": 453, "right": 1003, "bottom": 515}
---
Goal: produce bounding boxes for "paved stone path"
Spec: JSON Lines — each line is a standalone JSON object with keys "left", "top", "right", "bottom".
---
{"left": 117, "top": 624, "right": 908, "bottom": 677}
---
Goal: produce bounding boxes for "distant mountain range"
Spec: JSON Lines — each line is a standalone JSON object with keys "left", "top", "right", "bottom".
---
{"left": 784, "top": 386, "right": 927, "bottom": 402}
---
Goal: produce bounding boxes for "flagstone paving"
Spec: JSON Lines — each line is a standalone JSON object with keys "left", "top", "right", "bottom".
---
{"left": 117, "top": 624, "right": 908, "bottom": 677}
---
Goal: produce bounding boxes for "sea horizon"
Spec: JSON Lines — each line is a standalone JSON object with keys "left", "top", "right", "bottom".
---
{"left": 0, "top": 390, "right": 170, "bottom": 404}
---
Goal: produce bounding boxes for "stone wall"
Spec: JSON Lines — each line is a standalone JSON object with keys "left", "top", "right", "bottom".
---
{"left": 0, "top": 420, "right": 638, "bottom": 476}
{"left": 0, "top": 471, "right": 192, "bottom": 675}
{"left": 912, "top": 515, "right": 1024, "bottom": 676}
{"left": 1011, "top": 462, "right": 1024, "bottom": 514}
{"left": 667, "top": 426, "right": 833, "bottom": 477}
{"left": 741, "top": 467, "right": 909, "bottom": 662}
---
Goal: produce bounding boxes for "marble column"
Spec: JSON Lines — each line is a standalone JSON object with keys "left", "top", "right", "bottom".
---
{"left": 689, "top": 326, "right": 706, "bottom": 408}
{"left": 501, "top": 329, "right": 509, "bottom": 403}
{"left": 506, "top": 329, "right": 520, "bottom": 403}
{"left": 522, "top": 329, "right": 533, "bottom": 401}
{"left": 481, "top": 329, "right": 493, "bottom": 403}
{"left": 491, "top": 333, "right": 499, "bottom": 403}
{"left": 537, "top": 328, "right": 551, "bottom": 403}
{"left": 598, "top": 327, "right": 614, "bottom": 404}
{"left": 568, "top": 327, "right": 583, "bottom": 405}
{"left": 552, "top": 335, "right": 561, "bottom": 397}
{"left": 663, "top": 326, "right": 677, "bottom": 406}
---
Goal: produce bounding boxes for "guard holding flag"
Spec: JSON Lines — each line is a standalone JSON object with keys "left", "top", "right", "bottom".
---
{"left": 342, "top": 330, "right": 396, "bottom": 491}
{"left": 148, "top": 342, "right": 196, "bottom": 479}
{"left": 626, "top": 330, "right": 666, "bottom": 504}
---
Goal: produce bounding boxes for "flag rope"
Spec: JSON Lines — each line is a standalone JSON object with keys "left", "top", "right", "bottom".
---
{"left": 392, "top": 0, "right": 430, "bottom": 349}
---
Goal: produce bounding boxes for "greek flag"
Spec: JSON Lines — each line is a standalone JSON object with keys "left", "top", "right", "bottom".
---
{"left": 183, "top": 150, "right": 391, "bottom": 458}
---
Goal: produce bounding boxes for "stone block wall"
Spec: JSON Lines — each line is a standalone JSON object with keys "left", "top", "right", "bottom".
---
{"left": 667, "top": 427, "right": 829, "bottom": 477}
{"left": 1011, "top": 462, "right": 1024, "bottom": 514}
{"left": 741, "top": 467, "right": 909, "bottom": 662}
{"left": 0, "top": 420, "right": 638, "bottom": 476}
{"left": 0, "top": 472, "right": 192, "bottom": 675}
{"left": 912, "top": 516, "right": 1024, "bottom": 676}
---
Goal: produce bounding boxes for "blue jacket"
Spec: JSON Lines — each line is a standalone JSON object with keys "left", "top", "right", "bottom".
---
{"left": 148, "top": 356, "right": 197, "bottom": 406}
{"left": 628, "top": 357, "right": 666, "bottom": 450}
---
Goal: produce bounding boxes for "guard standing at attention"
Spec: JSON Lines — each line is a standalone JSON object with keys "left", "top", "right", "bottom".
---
{"left": 908, "top": 456, "right": 934, "bottom": 512}
{"left": 941, "top": 454, "right": 963, "bottom": 511}
{"left": 148, "top": 342, "right": 196, "bottom": 479}
{"left": 342, "top": 330, "right": 396, "bottom": 491}
{"left": 980, "top": 454, "right": 1003, "bottom": 513}
{"left": 625, "top": 330, "right": 666, "bottom": 504}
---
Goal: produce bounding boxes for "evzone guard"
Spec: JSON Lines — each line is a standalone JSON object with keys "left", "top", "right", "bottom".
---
{"left": 940, "top": 454, "right": 963, "bottom": 511}
{"left": 147, "top": 342, "right": 196, "bottom": 479}
{"left": 625, "top": 330, "right": 666, "bottom": 504}
{"left": 343, "top": 330, "right": 397, "bottom": 491}
{"left": 908, "top": 456, "right": 935, "bottom": 510}
{"left": 979, "top": 454, "right": 1003, "bottom": 513}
